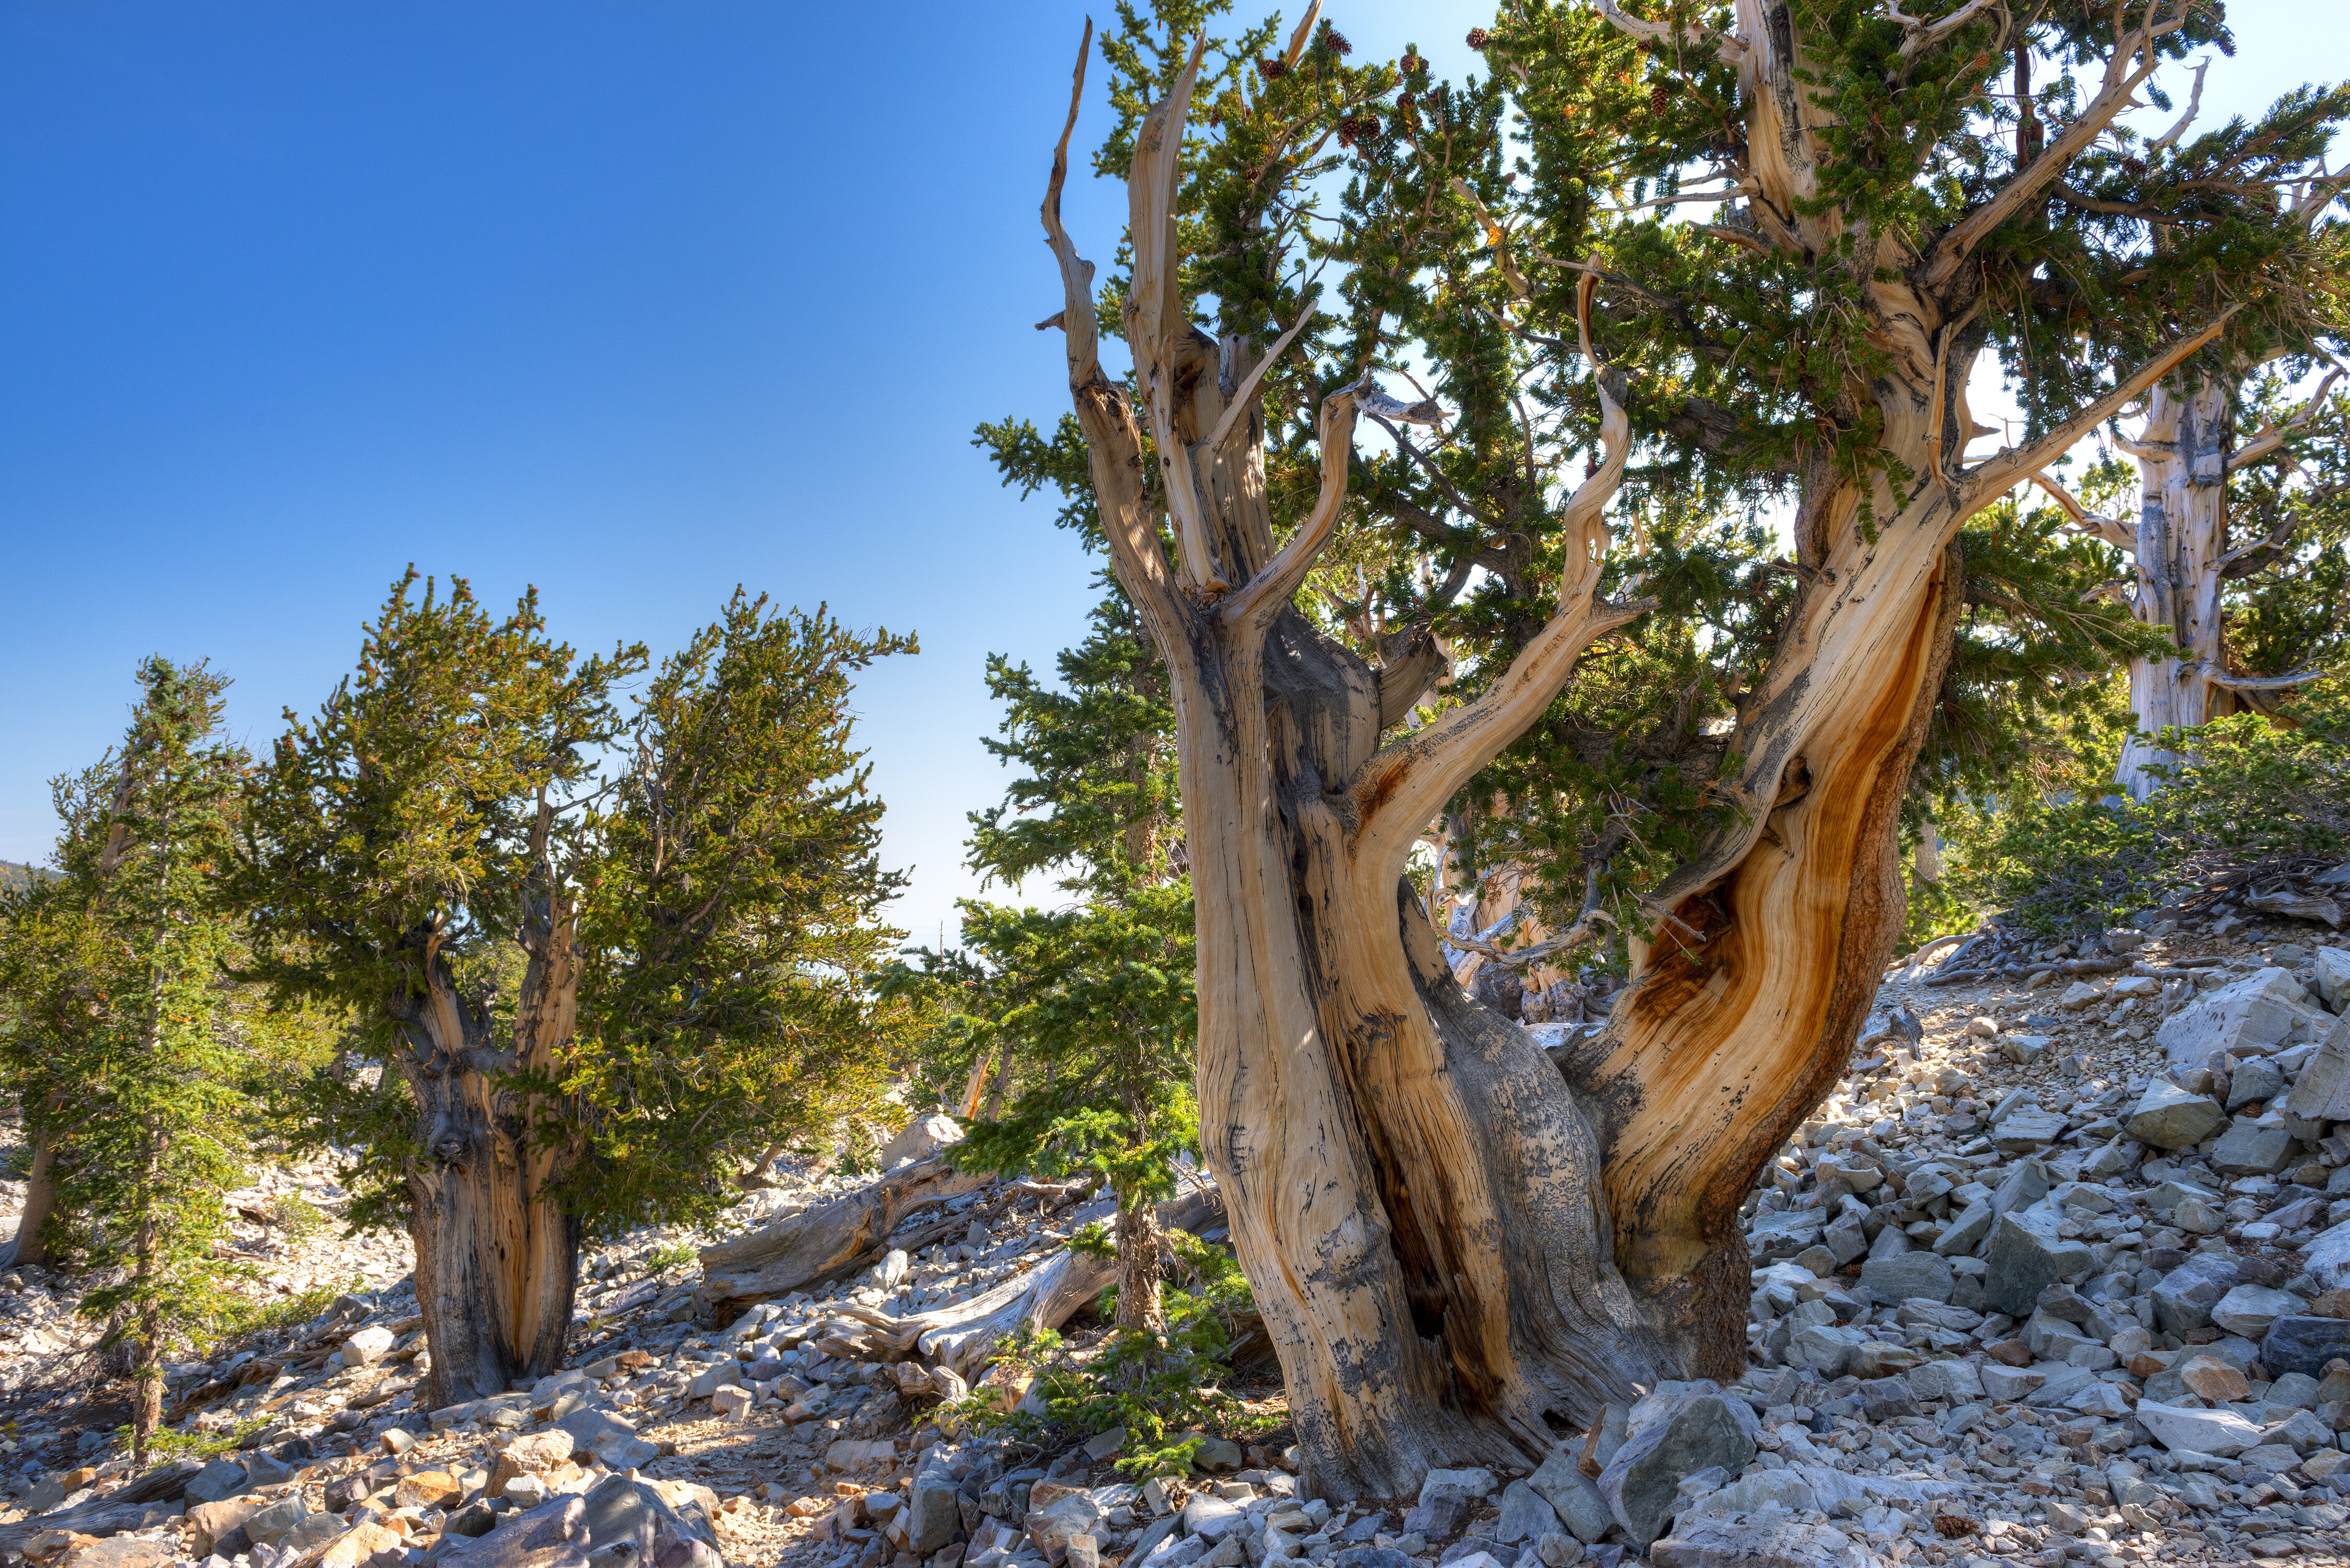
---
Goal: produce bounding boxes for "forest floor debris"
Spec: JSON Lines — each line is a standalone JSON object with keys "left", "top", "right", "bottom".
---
{"left": 5, "top": 908, "right": 2350, "bottom": 1568}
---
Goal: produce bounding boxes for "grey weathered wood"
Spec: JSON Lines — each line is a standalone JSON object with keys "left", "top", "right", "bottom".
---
{"left": 698, "top": 1156, "right": 988, "bottom": 1316}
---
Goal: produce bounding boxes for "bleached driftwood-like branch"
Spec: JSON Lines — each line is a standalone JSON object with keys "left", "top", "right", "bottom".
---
{"left": 2028, "top": 472, "right": 2137, "bottom": 550}
{"left": 1348, "top": 274, "right": 1652, "bottom": 858}
{"left": 1125, "top": 38, "right": 1228, "bottom": 594}
{"left": 1882, "top": 0, "right": 2004, "bottom": 62}
{"left": 1963, "top": 310, "right": 2238, "bottom": 502}
{"left": 1926, "top": 1, "right": 2193, "bottom": 286}
{"left": 1039, "top": 22, "right": 1189, "bottom": 637}
{"left": 2227, "top": 366, "right": 2343, "bottom": 470}
{"left": 1220, "top": 378, "right": 1441, "bottom": 631}
{"left": 2146, "top": 56, "right": 2209, "bottom": 153}
{"left": 1590, "top": 0, "right": 1747, "bottom": 67}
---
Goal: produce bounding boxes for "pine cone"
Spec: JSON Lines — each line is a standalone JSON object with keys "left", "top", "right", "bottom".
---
{"left": 1466, "top": 28, "right": 1490, "bottom": 50}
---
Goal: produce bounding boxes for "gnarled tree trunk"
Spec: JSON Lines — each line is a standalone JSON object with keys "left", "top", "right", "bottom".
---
{"left": 2114, "top": 373, "right": 2239, "bottom": 799}
{"left": 402, "top": 812, "right": 585, "bottom": 1408}
{"left": 1, "top": 1116, "right": 60, "bottom": 1270}
{"left": 1035, "top": 7, "right": 2232, "bottom": 1502}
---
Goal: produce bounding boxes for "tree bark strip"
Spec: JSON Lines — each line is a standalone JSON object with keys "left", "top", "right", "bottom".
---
{"left": 698, "top": 1155, "right": 989, "bottom": 1318}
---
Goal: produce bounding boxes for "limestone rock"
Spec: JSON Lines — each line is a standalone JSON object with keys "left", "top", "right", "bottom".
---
{"left": 1492, "top": 1481, "right": 1561, "bottom": 1544}
{"left": 2210, "top": 1120, "right": 2294, "bottom": 1175}
{"left": 2125, "top": 1081, "right": 2227, "bottom": 1150}
{"left": 1528, "top": 1448, "right": 1614, "bottom": 1546}
{"left": 1859, "top": 1253, "right": 1953, "bottom": 1305}
{"left": 1980, "top": 1206, "right": 2090, "bottom": 1317}
{"left": 1417, "top": 1467, "right": 1500, "bottom": 1504}
{"left": 183, "top": 1459, "right": 248, "bottom": 1506}
{"left": 2152, "top": 1253, "right": 2241, "bottom": 1334}
{"left": 906, "top": 1471, "right": 960, "bottom": 1554}
{"left": 2133, "top": 1400, "right": 2265, "bottom": 1457}
{"left": 1649, "top": 1516, "right": 1877, "bottom": 1568}
{"left": 2263, "top": 1315, "right": 2350, "bottom": 1378}
{"left": 879, "top": 1113, "right": 965, "bottom": 1169}
{"left": 2307, "top": 1217, "right": 2350, "bottom": 1293}
{"left": 1596, "top": 1390, "right": 1759, "bottom": 1547}
{"left": 2287, "top": 1016, "right": 2350, "bottom": 1121}
{"left": 2157, "top": 970, "right": 2305, "bottom": 1067}
{"left": 2210, "top": 1283, "right": 2306, "bottom": 1338}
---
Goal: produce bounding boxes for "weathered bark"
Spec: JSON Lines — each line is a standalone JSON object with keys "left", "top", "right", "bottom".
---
{"left": 2114, "top": 373, "right": 2239, "bottom": 799}
{"left": 698, "top": 1154, "right": 988, "bottom": 1317}
{"left": 1113, "top": 1193, "right": 1165, "bottom": 1333}
{"left": 1546, "top": 0, "right": 2231, "bottom": 1383}
{"left": 837, "top": 1184, "right": 1221, "bottom": 1382}
{"left": 0, "top": 1116, "right": 59, "bottom": 1269}
{"left": 401, "top": 804, "right": 588, "bottom": 1409}
{"left": 1044, "top": 39, "right": 1664, "bottom": 1498}
{"left": 1033, "top": 4, "right": 2234, "bottom": 1501}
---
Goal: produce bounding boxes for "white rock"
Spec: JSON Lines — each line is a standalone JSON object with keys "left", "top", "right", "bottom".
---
{"left": 2302, "top": 1215, "right": 2350, "bottom": 1294}
{"left": 2157, "top": 969, "right": 2307, "bottom": 1067}
{"left": 343, "top": 1325, "right": 396, "bottom": 1366}
{"left": 878, "top": 1113, "right": 964, "bottom": 1169}
{"left": 1418, "top": 1467, "right": 1500, "bottom": 1505}
{"left": 2210, "top": 1284, "right": 2306, "bottom": 1338}
{"left": 2134, "top": 1400, "right": 2266, "bottom": 1457}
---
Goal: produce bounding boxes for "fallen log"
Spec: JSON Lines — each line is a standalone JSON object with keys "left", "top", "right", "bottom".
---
{"left": 699, "top": 1155, "right": 990, "bottom": 1316}
{"left": 833, "top": 1183, "right": 1225, "bottom": 1382}
{"left": 0, "top": 1498, "right": 186, "bottom": 1555}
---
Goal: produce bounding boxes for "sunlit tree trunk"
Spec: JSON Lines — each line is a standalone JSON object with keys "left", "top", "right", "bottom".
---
{"left": 404, "top": 811, "right": 583, "bottom": 1407}
{"left": 2114, "top": 374, "right": 2238, "bottom": 799}
{"left": 1, "top": 1115, "right": 59, "bottom": 1270}
{"left": 1035, "top": 8, "right": 2235, "bottom": 1500}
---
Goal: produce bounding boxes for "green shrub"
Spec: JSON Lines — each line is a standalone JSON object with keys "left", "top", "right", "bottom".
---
{"left": 946, "top": 1228, "right": 1254, "bottom": 1477}
{"left": 1955, "top": 693, "right": 2350, "bottom": 934}
{"left": 639, "top": 1241, "right": 698, "bottom": 1276}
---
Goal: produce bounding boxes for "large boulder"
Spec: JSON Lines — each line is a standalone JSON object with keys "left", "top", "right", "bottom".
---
{"left": 1491, "top": 1482, "right": 1560, "bottom": 1544}
{"left": 2125, "top": 1081, "right": 2227, "bottom": 1150}
{"left": 2157, "top": 969, "right": 2307, "bottom": 1067}
{"left": 1860, "top": 1253, "right": 1953, "bottom": 1305}
{"left": 2261, "top": 1316, "right": 2350, "bottom": 1379}
{"left": 2288, "top": 1015, "right": 2350, "bottom": 1121}
{"left": 1527, "top": 1448, "right": 1613, "bottom": 1545}
{"left": 183, "top": 1460, "right": 249, "bottom": 1507}
{"left": 904, "top": 1471, "right": 960, "bottom": 1555}
{"left": 1649, "top": 1516, "right": 1877, "bottom": 1568}
{"left": 2211, "top": 1284, "right": 2307, "bottom": 1339}
{"left": 1597, "top": 1390, "right": 1759, "bottom": 1548}
{"left": 2308, "top": 1217, "right": 2350, "bottom": 1293}
{"left": 2151, "top": 1253, "right": 2241, "bottom": 1335}
{"left": 430, "top": 1495, "right": 590, "bottom": 1568}
{"left": 575, "top": 1476, "right": 721, "bottom": 1568}
{"left": 2133, "top": 1400, "right": 2265, "bottom": 1457}
{"left": 1980, "top": 1206, "right": 2090, "bottom": 1317}
{"left": 2209, "top": 1121, "right": 2294, "bottom": 1176}
{"left": 2313, "top": 947, "right": 2350, "bottom": 1009}
{"left": 488, "top": 1432, "right": 577, "bottom": 1497}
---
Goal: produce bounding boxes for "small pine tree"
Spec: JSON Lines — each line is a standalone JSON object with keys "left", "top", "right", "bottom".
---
{"left": 0, "top": 659, "right": 252, "bottom": 1458}
{"left": 892, "top": 566, "right": 1196, "bottom": 1328}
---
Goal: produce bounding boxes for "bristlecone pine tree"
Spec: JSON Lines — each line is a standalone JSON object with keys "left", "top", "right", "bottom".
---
{"left": 2035, "top": 362, "right": 2349, "bottom": 798}
{"left": 1006, "top": 0, "right": 2349, "bottom": 1494}
{"left": 238, "top": 574, "right": 913, "bottom": 1404}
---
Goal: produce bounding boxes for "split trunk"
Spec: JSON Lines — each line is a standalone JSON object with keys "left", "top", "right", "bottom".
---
{"left": 1038, "top": 10, "right": 2227, "bottom": 1502}
{"left": 399, "top": 869, "right": 585, "bottom": 1408}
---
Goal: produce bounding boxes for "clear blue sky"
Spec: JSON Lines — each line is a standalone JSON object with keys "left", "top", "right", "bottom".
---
{"left": 0, "top": 2, "right": 2337, "bottom": 946}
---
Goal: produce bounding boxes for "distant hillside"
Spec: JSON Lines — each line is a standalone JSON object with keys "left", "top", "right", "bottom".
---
{"left": 0, "top": 861, "right": 50, "bottom": 893}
